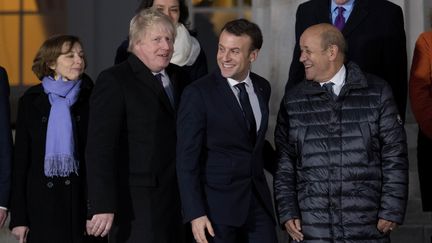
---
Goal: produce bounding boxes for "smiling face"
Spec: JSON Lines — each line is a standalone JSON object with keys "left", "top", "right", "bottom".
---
{"left": 153, "top": 0, "right": 180, "bottom": 24}
{"left": 299, "top": 29, "right": 333, "bottom": 82}
{"left": 49, "top": 41, "right": 84, "bottom": 81}
{"left": 133, "top": 23, "right": 174, "bottom": 72}
{"left": 217, "top": 30, "right": 258, "bottom": 82}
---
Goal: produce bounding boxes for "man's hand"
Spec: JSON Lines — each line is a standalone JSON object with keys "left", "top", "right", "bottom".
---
{"left": 86, "top": 213, "right": 114, "bottom": 237}
{"left": 377, "top": 218, "right": 397, "bottom": 234}
{"left": 0, "top": 208, "right": 7, "bottom": 228}
{"left": 284, "top": 219, "right": 304, "bottom": 242}
{"left": 191, "top": 215, "right": 215, "bottom": 243}
{"left": 11, "top": 226, "right": 29, "bottom": 243}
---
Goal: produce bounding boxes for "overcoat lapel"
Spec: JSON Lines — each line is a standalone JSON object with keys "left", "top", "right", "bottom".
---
{"left": 32, "top": 86, "right": 51, "bottom": 118}
{"left": 314, "top": 0, "right": 332, "bottom": 23}
{"left": 343, "top": 0, "right": 369, "bottom": 36}
{"left": 127, "top": 54, "right": 175, "bottom": 116}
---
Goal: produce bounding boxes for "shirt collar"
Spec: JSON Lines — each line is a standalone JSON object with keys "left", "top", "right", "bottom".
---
{"left": 331, "top": 0, "right": 355, "bottom": 12}
{"left": 227, "top": 72, "right": 252, "bottom": 88}
{"left": 321, "top": 65, "right": 346, "bottom": 87}
{"left": 152, "top": 69, "right": 167, "bottom": 77}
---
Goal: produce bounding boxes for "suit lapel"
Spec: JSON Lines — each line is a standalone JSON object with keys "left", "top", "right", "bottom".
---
{"left": 214, "top": 71, "right": 250, "bottom": 136}
{"left": 343, "top": 0, "right": 369, "bottom": 36}
{"left": 315, "top": 0, "right": 332, "bottom": 23}
{"left": 251, "top": 76, "right": 268, "bottom": 142}
{"left": 128, "top": 55, "right": 175, "bottom": 116}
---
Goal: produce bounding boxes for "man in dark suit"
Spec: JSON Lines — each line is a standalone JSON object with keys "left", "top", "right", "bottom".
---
{"left": 85, "top": 9, "right": 187, "bottom": 243}
{"left": 177, "top": 19, "right": 277, "bottom": 243}
{"left": 287, "top": 0, "right": 407, "bottom": 121}
{"left": 0, "top": 66, "right": 12, "bottom": 228}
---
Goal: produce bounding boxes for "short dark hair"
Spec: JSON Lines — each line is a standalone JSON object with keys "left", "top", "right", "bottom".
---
{"left": 221, "top": 18, "right": 263, "bottom": 51}
{"left": 32, "top": 35, "right": 85, "bottom": 80}
{"left": 137, "top": 0, "right": 189, "bottom": 26}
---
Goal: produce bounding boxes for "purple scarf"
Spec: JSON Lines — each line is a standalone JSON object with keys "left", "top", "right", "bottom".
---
{"left": 42, "top": 76, "right": 81, "bottom": 177}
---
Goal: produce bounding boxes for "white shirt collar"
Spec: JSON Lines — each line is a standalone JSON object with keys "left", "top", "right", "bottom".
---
{"left": 331, "top": 0, "right": 355, "bottom": 11}
{"left": 227, "top": 73, "right": 252, "bottom": 88}
{"left": 152, "top": 69, "right": 167, "bottom": 77}
{"left": 328, "top": 65, "right": 345, "bottom": 86}
{"left": 320, "top": 65, "right": 346, "bottom": 96}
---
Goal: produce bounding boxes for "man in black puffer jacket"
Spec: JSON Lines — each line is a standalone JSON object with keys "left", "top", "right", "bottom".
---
{"left": 274, "top": 23, "right": 408, "bottom": 243}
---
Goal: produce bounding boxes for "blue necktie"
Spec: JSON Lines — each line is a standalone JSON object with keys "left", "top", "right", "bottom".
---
{"left": 155, "top": 73, "right": 175, "bottom": 108}
{"left": 323, "top": 82, "right": 336, "bottom": 100}
{"left": 236, "top": 83, "right": 256, "bottom": 144}
{"left": 334, "top": 7, "right": 346, "bottom": 31}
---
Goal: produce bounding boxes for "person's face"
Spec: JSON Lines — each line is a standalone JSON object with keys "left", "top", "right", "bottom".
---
{"left": 217, "top": 30, "right": 258, "bottom": 82}
{"left": 299, "top": 30, "right": 332, "bottom": 82}
{"left": 50, "top": 42, "right": 84, "bottom": 81}
{"left": 334, "top": 0, "right": 349, "bottom": 4}
{"left": 134, "top": 23, "right": 174, "bottom": 72}
{"left": 153, "top": 0, "right": 180, "bottom": 25}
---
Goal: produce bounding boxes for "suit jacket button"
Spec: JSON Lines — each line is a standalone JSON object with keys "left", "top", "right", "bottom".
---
{"left": 75, "top": 116, "right": 80, "bottom": 122}
{"left": 41, "top": 116, "right": 47, "bottom": 123}
{"left": 47, "top": 182, "right": 54, "bottom": 188}
{"left": 64, "top": 179, "right": 71, "bottom": 186}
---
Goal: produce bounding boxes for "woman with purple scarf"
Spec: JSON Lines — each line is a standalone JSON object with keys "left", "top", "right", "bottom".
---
{"left": 9, "top": 35, "right": 100, "bottom": 243}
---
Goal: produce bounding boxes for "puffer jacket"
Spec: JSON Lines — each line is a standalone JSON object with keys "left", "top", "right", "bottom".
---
{"left": 274, "top": 62, "right": 408, "bottom": 242}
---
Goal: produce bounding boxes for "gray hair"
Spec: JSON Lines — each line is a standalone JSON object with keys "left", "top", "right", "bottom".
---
{"left": 128, "top": 8, "right": 176, "bottom": 52}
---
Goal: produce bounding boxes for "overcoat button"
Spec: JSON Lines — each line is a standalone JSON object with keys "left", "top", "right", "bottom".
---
{"left": 47, "top": 182, "right": 54, "bottom": 188}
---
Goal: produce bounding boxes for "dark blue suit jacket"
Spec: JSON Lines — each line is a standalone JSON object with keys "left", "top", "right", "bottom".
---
{"left": 0, "top": 66, "right": 12, "bottom": 208}
{"left": 176, "top": 69, "right": 275, "bottom": 227}
{"left": 287, "top": 0, "right": 407, "bottom": 121}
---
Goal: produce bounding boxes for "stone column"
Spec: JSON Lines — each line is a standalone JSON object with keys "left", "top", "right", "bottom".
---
{"left": 252, "top": 0, "right": 307, "bottom": 141}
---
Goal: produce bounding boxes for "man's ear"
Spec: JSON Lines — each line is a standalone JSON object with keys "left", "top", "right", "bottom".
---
{"left": 328, "top": 44, "right": 339, "bottom": 61}
{"left": 249, "top": 49, "right": 259, "bottom": 63}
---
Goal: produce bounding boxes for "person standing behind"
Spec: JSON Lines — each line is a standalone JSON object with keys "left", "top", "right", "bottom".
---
{"left": 115, "top": 0, "right": 208, "bottom": 83}
{"left": 85, "top": 8, "right": 188, "bottom": 243}
{"left": 286, "top": 0, "right": 408, "bottom": 121}
{"left": 409, "top": 31, "right": 432, "bottom": 214}
{"left": 177, "top": 19, "right": 277, "bottom": 243}
{"left": 0, "top": 66, "right": 12, "bottom": 228}
{"left": 274, "top": 23, "right": 408, "bottom": 242}
{"left": 9, "top": 35, "right": 95, "bottom": 243}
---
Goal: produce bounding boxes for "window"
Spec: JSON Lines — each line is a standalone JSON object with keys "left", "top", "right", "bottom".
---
{"left": 188, "top": 0, "right": 252, "bottom": 70}
{"left": 0, "top": 0, "right": 66, "bottom": 87}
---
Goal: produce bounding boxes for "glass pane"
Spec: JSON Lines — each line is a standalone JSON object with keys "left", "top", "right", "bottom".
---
{"left": 194, "top": 12, "right": 238, "bottom": 71}
{"left": 0, "top": 16, "right": 19, "bottom": 86}
{"left": 23, "top": 15, "right": 47, "bottom": 85}
{"left": 0, "top": 0, "right": 19, "bottom": 11}
{"left": 24, "top": 0, "right": 38, "bottom": 11}
{"left": 0, "top": 0, "right": 38, "bottom": 12}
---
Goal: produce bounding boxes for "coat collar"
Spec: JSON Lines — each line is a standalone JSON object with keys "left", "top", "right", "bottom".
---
{"left": 127, "top": 54, "right": 176, "bottom": 115}
{"left": 301, "top": 61, "right": 368, "bottom": 97}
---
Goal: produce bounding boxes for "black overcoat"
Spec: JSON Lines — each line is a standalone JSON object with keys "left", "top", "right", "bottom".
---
{"left": 9, "top": 77, "right": 93, "bottom": 243}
